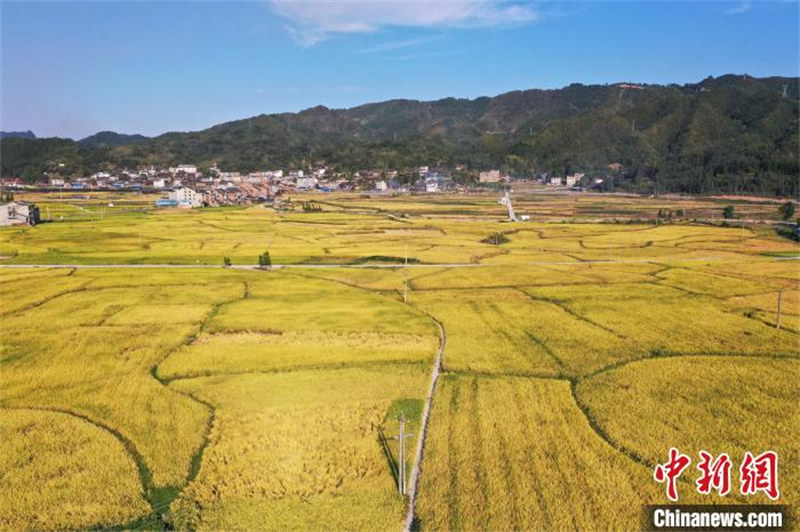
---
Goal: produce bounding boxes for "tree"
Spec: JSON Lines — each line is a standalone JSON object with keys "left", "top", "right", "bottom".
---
{"left": 778, "top": 201, "right": 795, "bottom": 221}
{"left": 722, "top": 205, "right": 735, "bottom": 219}
{"left": 258, "top": 250, "right": 271, "bottom": 270}
{"left": 223, "top": 256, "right": 232, "bottom": 268}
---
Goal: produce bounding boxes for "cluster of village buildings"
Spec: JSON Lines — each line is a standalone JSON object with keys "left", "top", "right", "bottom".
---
{"left": 0, "top": 162, "right": 609, "bottom": 222}
{"left": 477, "top": 169, "right": 598, "bottom": 187}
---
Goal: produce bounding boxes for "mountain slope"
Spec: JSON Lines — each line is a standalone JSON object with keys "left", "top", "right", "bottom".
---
{"left": 2, "top": 75, "right": 798, "bottom": 196}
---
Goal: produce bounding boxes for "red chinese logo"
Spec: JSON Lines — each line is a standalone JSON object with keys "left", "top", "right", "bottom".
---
{"left": 654, "top": 447, "right": 691, "bottom": 501}
{"left": 696, "top": 451, "right": 732, "bottom": 496}
{"left": 740, "top": 451, "right": 780, "bottom": 500}
{"left": 654, "top": 448, "right": 779, "bottom": 501}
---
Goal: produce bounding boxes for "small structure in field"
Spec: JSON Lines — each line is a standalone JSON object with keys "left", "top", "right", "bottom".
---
{"left": 0, "top": 201, "right": 40, "bottom": 226}
{"left": 499, "top": 191, "right": 518, "bottom": 222}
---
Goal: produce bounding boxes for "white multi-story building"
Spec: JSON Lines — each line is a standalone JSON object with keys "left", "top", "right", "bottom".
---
{"left": 168, "top": 187, "right": 204, "bottom": 208}
{"left": 375, "top": 180, "right": 388, "bottom": 192}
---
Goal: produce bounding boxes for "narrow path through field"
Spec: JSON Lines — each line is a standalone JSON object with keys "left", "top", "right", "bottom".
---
{"left": 403, "top": 313, "right": 446, "bottom": 532}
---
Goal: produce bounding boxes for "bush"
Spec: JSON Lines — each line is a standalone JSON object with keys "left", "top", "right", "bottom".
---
{"left": 722, "top": 205, "right": 735, "bottom": 219}
{"left": 258, "top": 250, "right": 272, "bottom": 270}
{"left": 778, "top": 201, "right": 795, "bottom": 221}
{"left": 480, "top": 233, "right": 510, "bottom": 245}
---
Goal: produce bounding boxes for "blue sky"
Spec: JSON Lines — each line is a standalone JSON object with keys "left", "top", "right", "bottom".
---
{"left": 1, "top": 1, "right": 798, "bottom": 139}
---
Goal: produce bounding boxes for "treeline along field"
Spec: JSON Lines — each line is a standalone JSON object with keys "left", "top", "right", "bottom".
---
{"left": 0, "top": 193, "right": 798, "bottom": 531}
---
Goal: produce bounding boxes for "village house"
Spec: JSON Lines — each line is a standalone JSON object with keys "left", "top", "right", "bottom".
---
{"left": 565, "top": 173, "right": 585, "bottom": 187}
{"left": 296, "top": 176, "right": 318, "bottom": 190}
{"left": 169, "top": 164, "right": 198, "bottom": 175}
{"left": 219, "top": 172, "right": 242, "bottom": 182}
{"left": 0, "top": 201, "right": 41, "bottom": 226}
{"left": 479, "top": 169, "right": 502, "bottom": 183}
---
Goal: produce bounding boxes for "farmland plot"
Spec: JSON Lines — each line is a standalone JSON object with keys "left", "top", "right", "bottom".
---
{"left": 0, "top": 408, "right": 150, "bottom": 531}
{"left": 168, "top": 367, "right": 430, "bottom": 531}
{"left": 575, "top": 357, "right": 800, "bottom": 507}
{"left": 0, "top": 266, "right": 440, "bottom": 530}
{"left": 411, "top": 288, "right": 641, "bottom": 377}
{"left": 414, "top": 375, "right": 662, "bottom": 532}
{"left": 1, "top": 194, "right": 798, "bottom": 532}
{"left": 522, "top": 283, "right": 798, "bottom": 365}
{"left": 0, "top": 273, "right": 237, "bottom": 487}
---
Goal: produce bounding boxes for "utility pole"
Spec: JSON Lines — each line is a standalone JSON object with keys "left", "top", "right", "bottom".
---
{"left": 396, "top": 413, "right": 413, "bottom": 495}
{"left": 777, "top": 290, "right": 783, "bottom": 330}
{"left": 403, "top": 243, "right": 408, "bottom": 304}
{"left": 398, "top": 414, "right": 406, "bottom": 494}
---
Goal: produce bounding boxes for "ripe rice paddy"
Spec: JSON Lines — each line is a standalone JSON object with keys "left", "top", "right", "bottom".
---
{"left": 0, "top": 192, "right": 797, "bottom": 531}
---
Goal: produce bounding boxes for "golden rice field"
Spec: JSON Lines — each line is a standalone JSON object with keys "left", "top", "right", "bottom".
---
{"left": 0, "top": 192, "right": 798, "bottom": 531}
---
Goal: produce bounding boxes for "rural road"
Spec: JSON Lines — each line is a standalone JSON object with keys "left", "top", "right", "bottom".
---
{"left": 0, "top": 256, "right": 760, "bottom": 270}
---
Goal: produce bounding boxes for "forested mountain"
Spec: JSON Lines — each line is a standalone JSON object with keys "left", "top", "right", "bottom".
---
{"left": 78, "top": 131, "right": 149, "bottom": 148}
{"left": 0, "top": 130, "right": 36, "bottom": 140}
{"left": 2, "top": 74, "right": 798, "bottom": 196}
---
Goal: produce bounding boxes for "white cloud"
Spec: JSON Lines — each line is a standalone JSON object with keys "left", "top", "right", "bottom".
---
{"left": 358, "top": 35, "right": 442, "bottom": 54}
{"left": 269, "top": 1, "right": 539, "bottom": 45}
{"left": 725, "top": 0, "right": 751, "bottom": 14}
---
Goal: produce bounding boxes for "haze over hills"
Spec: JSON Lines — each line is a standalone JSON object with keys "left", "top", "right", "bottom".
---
{"left": 1, "top": 74, "right": 798, "bottom": 196}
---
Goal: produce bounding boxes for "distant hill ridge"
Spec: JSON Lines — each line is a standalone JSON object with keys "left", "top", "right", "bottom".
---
{"left": 0, "top": 130, "right": 36, "bottom": 140}
{"left": 1, "top": 74, "right": 798, "bottom": 196}
{"left": 78, "top": 131, "right": 149, "bottom": 148}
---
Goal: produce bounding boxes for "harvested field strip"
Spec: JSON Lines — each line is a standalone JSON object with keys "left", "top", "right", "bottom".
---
{"left": 158, "top": 330, "right": 437, "bottom": 381}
